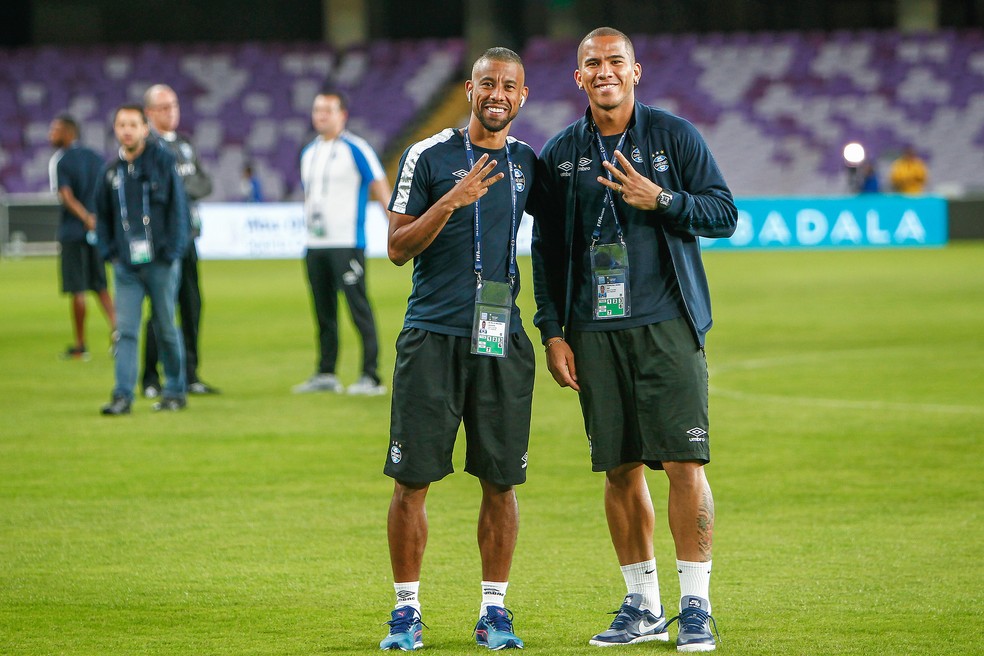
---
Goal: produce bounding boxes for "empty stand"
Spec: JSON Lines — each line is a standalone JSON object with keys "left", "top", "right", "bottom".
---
{"left": 2, "top": 31, "right": 982, "bottom": 199}
{"left": 0, "top": 39, "right": 466, "bottom": 200}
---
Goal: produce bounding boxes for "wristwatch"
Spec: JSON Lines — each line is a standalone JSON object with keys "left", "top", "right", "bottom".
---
{"left": 656, "top": 190, "right": 673, "bottom": 211}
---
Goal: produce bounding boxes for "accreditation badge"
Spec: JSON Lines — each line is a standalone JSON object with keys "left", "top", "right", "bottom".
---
{"left": 471, "top": 279, "right": 512, "bottom": 358}
{"left": 591, "top": 242, "right": 630, "bottom": 320}
{"left": 129, "top": 239, "right": 153, "bottom": 264}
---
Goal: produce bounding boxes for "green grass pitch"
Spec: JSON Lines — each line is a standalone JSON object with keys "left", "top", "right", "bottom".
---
{"left": 1, "top": 244, "right": 982, "bottom": 655}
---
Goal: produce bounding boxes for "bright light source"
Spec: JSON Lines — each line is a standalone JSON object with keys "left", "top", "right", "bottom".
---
{"left": 843, "top": 142, "right": 866, "bottom": 165}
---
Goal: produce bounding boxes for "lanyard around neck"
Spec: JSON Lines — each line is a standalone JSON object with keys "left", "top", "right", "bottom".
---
{"left": 463, "top": 128, "right": 517, "bottom": 288}
{"left": 315, "top": 138, "right": 338, "bottom": 198}
{"left": 116, "top": 163, "right": 151, "bottom": 234}
{"left": 591, "top": 126, "right": 628, "bottom": 248}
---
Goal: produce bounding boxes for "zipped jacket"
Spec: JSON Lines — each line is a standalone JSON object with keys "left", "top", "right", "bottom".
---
{"left": 531, "top": 101, "right": 738, "bottom": 346}
{"left": 96, "top": 140, "right": 189, "bottom": 268}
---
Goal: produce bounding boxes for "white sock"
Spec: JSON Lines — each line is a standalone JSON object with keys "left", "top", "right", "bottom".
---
{"left": 677, "top": 560, "right": 712, "bottom": 612}
{"left": 621, "top": 559, "right": 661, "bottom": 613}
{"left": 481, "top": 580, "right": 509, "bottom": 617}
{"left": 394, "top": 581, "right": 421, "bottom": 613}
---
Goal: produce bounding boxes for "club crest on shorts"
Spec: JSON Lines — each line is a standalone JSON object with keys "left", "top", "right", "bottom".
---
{"left": 390, "top": 443, "right": 403, "bottom": 464}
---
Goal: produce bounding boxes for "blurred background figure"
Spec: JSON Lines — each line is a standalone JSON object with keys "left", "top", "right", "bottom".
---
{"left": 96, "top": 104, "right": 188, "bottom": 416}
{"left": 889, "top": 146, "right": 928, "bottom": 194}
{"left": 48, "top": 113, "right": 116, "bottom": 360}
{"left": 240, "top": 163, "right": 264, "bottom": 202}
{"left": 141, "top": 84, "right": 220, "bottom": 397}
{"left": 292, "top": 88, "right": 390, "bottom": 396}
{"left": 857, "top": 162, "right": 880, "bottom": 194}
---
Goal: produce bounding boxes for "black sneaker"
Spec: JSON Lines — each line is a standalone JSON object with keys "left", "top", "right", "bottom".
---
{"left": 152, "top": 396, "right": 187, "bottom": 412}
{"left": 101, "top": 397, "right": 131, "bottom": 416}
{"left": 62, "top": 345, "right": 90, "bottom": 361}
{"left": 188, "top": 381, "right": 220, "bottom": 395}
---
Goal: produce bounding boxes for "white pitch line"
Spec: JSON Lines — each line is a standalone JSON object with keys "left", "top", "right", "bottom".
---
{"left": 708, "top": 349, "right": 984, "bottom": 415}
{"left": 710, "top": 385, "right": 984, "bottom": 415}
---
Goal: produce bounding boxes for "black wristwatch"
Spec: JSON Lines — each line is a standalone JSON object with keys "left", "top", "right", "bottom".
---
{"left": 656, "top": 190, "right": 673, "bottom": 211}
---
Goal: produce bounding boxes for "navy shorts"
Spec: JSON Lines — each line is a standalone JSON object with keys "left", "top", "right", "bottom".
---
{"left": 385, "top": 328, "right": 535, "bottom": 486}
{"left": 569, "top": 317, "right": 710, "bottom": 472}
{"left": 60, "top": 240, "right": 107, "bottom": 294}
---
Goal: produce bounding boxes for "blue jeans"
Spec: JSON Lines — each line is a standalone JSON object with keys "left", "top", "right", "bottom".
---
{"left": 112, "top": 260, "right": 186, "bottom": 401}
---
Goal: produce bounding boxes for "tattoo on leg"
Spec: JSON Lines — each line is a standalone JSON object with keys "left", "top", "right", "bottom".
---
{"left": 697, "top": 485, "right": 714, "bottom": 561}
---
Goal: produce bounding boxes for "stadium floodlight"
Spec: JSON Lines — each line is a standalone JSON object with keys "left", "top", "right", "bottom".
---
{"left": 843, "top": 142, "right": 866, "bottom": 166}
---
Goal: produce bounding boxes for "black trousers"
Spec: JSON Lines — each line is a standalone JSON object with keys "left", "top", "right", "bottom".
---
{"left": 142, "top": 242, "right": 202, "bottom": 387}
{"left": 305, "top": 247, "right": 379, "bottom": 381}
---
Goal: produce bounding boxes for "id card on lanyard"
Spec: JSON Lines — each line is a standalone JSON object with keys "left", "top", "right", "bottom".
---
{"left": 117, "top": 163, "right": 154, "bottom": 265}
{"left": 591, "top": 128, "right": 631, "bottom": 320}
{"left": 463, "top": 128, "right": 518, "bottom": 358}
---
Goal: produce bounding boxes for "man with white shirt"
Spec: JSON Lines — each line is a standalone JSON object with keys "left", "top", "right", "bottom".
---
{"left": 294, "top": 88, "right": 392, "bottom": 395}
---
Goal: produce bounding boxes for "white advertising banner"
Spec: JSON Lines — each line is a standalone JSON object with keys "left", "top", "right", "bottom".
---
{"left": 197, "top": 202, "right": 534, "bottom": 260}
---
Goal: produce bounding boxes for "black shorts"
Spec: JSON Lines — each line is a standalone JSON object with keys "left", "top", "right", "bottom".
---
{"left": 569, "top": 317, "right": 710, "bottom": 472}
{"left": 60, "top": 240, "right": 108, "bottom": 294}
{"left": 385, "top": 328, "right": 535, "bottom": 486}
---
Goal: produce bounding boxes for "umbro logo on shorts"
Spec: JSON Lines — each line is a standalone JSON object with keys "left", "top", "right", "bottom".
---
{"left": 686, "top": 427, "right": 708, "bottom": 442}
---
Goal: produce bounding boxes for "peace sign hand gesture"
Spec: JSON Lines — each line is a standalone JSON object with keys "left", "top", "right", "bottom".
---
{"left": 597, "top": 150, "right": 662, "bottom": 211}
{"left": 450, "top": 153, "right": 504, "bottom": 211}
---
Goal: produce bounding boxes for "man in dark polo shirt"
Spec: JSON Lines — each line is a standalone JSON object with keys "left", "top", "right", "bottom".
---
{"left": 48, "top": 113, "right": 116, "bottom": 360}
{"left": 379, "top": 47, "right": 534, "bottom": 652}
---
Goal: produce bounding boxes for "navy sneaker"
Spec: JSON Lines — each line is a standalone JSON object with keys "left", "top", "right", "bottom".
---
{"left": 589, "top": 593, "right": 669, "bottom": 646}
{"left": 380, "top": 606, "right": 423, "bottom": 651}
{"left": 670, "top": 596, "right": 718, "bottom": 652}
{"left": 475, "top": 605, "right": 524, "bottom": 650}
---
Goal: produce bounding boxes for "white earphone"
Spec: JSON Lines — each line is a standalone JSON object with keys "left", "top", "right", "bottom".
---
{"left": 520, "top": 96, "right": 526, "bottom": 107}
{"left": 467, "top": 90, "right": 472, "bottom": 102}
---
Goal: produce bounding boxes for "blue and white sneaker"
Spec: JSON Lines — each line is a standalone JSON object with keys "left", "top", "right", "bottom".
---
{"left": 589, "top": 593, "right": 669, "bottom": 646}
{"left": 670, "top": 596, "right": 718, "bottom": 652}
{"left": 380, "top": 606, "right": 424, "bottom": 651}
{"left": 475, "top": 605, "right": 524, "bottom": 650}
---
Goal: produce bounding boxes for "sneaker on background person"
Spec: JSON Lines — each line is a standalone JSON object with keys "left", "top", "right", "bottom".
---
{"left": 100, "top": 396, "right": 131, "bottom": 416}
{"left": 589, "top": 593, "right": 669, "bottom": 647}
{"left": 379, "top": 606, "right": 424, "bottom": 651}
{"left": 61, "top": 345, "right": 90, "bottom": 361}
{"left": 188, "top": 381, "right": 220, "bottom": 395}
{"left": 347, "top": 374, "right": 386, "bottom": 396}
{"left": 292, "top": 373, "right": 344, "bottom": 394}
{"left": 152, "top": 396, "right": 187, "bottom": 412}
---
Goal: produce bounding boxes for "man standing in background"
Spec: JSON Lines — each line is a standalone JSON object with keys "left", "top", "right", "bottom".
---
{"left": 48, "top": 113, "right": 116, "bottom": 360}
{"left": 96, "top": 104, "right": 187, "bottom": 415}
{"left": 888, "top": 145, "right": 928, "bottom": 194}
{"left": 141, "top": 84, "right": 219, "bottom": 397}
{"left": 293, "top": 88, "right": 390, "bottom": 396}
